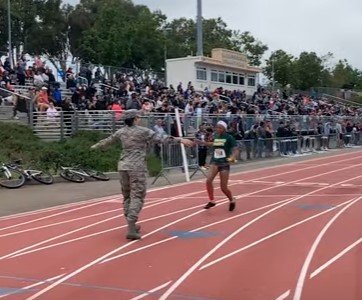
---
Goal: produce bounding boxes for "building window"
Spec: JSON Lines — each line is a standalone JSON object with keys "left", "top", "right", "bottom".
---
{"left": 233, "top": 73, "right": 238, "bottom": 85}
{"left": 239, "top": 75, "right": 245, "bottom": 86}
{"left": 218, "top": 72, "right": 225, "bottom": 83}
{"left": 226, "top": 72, "right": 232, "bottom": 84}
{"left": 211, "top": 70, "right": 218, "bottom": 82}
{"left": 196, "top": 68, "right": 207, "bottom": 81}
{"left": 248, "top": 75, "right": 256, "bottom": 86}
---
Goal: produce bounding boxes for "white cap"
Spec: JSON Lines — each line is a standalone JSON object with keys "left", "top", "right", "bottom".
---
{"left": 217, "top": 121, "right": 227, "bottom": 130}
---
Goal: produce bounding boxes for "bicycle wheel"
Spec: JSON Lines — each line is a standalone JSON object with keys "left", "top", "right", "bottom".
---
{"left": 31, "top": 170, "right": 54, "bottom": 185}
{"left": 60, "top": 170, "right": 85, "bottom": 183}
{"left": 0, "top": 168, "right": 26, "bottom": 189}
{"left": 85, "top": 169, "right": 110, "bottom": 181}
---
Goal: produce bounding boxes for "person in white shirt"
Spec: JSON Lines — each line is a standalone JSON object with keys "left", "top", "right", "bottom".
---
{"left": 153, "top": 119, "right": 166, "bottom": 157}
{"left": 46, "top": 101, "right": 59, "bottom": 121}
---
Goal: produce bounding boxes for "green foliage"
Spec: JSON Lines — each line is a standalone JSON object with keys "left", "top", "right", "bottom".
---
{"left": 2, "top": 0, "right": 362, "bottom": 91}
{"left": 74, "top": 0, "right": 165, "bottom": 70}
{"left": 232, "top": 31, "right": 268, "bottom": 66}
{"left": 0, "top": 122, "right": 161, "bottom": 176}
{"left": 264, "top": 49, "right": 295, "bottom": 87}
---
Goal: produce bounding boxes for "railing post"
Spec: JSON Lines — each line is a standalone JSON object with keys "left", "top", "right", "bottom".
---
{"left": 112, "top": 111, "right": 116, "bottom": 133}
{"left": 60, "top": 111, "right": 64, "bottom": 141}
{"left": 29, "top": 102, "right": 34, "bottom": 129}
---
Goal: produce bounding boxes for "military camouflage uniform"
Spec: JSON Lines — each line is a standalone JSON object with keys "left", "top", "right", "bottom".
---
{"left": 91, "top": 110, "right": 177, "bottom": 238}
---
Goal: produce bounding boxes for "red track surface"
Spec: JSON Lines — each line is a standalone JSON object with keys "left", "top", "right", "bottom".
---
{"left": 0, "top": 151, "right": 361, "bottom": 300}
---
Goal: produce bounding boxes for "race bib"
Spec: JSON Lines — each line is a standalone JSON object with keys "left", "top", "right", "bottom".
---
{"left": 214, "top": 149, "right": 226, "bottom": 159}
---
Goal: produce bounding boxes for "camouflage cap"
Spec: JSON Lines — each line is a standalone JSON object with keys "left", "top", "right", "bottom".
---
{"left": 122, "top": 109, "right": 142, "bottom": 120}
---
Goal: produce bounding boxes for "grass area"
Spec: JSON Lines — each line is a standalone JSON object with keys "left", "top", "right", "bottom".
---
{"left": 0, "top": 122, "right": 162, "bottom": 176}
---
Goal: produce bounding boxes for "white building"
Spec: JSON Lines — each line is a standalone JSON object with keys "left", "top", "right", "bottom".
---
{"left": 166, "top": 48, "right": 261, "bottom": 96}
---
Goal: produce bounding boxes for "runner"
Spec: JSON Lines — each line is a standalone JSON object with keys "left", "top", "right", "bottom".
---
{"left": 196, "top": 120, "right": 239, "bottom": 211}
{"left": 90, "top": 109, "right": 194, "bottom": 240}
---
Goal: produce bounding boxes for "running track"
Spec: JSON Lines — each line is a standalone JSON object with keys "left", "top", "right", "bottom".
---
{"left": 0, "top": 151, "right": 361, "bottom": 300}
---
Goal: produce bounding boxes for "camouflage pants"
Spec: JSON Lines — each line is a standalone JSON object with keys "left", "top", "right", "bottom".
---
{"left": 119, "top": 170, "right": 147, "bottom": 223}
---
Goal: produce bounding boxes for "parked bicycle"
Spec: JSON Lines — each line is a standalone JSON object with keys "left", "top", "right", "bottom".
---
{"left": 59, "top": 165, "right": 110, "bottom": 183}
{"left": 0, "top": 162, "right": 26, "bottom": 189}
{"left": 0, "top": 160, "right": 54, "bottom": 189}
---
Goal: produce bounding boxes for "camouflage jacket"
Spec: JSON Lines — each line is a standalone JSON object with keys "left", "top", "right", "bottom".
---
{"left": 92, "top": 125, "right": 176, "bottom": 171}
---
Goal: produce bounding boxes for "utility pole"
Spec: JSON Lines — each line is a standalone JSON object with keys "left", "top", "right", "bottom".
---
{"left": 196, "top": 0, "right": 203, "bottom": 56}
{"left": 272, "top": 60, "right": 275, "bottom": 90}
{"left": 7, "top": 0, "right": 13, "bottom": 68}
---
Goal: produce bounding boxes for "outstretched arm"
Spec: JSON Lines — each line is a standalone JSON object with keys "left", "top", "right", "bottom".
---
{"left": 90, "top": 132, "right": 119, "bottom": 150}
{"left": 147, "top": 129, "right": 194, "bottom": 147}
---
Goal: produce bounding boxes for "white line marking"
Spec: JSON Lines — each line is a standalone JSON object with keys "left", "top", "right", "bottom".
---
{"left": 292, "top": 197, "right": 361, "bottom": 300}
{"left": 129, "top": 281, "right": 172, "bottom": 300}
{"left": 275, "top": 289, "right": 291, "bottom": 300}
{"left": 0, "top": 195, "right": 118, "bottom": 221}
{"left": 24, "top": 209, "right": 213, "bottom": 300}
{"left": 7, "top": 158, "right": 351, "bottom": 258}
{"left": 100, "top": 198, "right": 294, "bottom": 264}
{"left": 0, "top": 273, "right": 65, "bottom": 298}
{"left": 10, "top": 198, "right": 229, "bottom": 259}
{"left": 0, "top": 208, "right": 121, "bottom": 238}
{"left": 0, "top": 201, "right": 114, "bottom": 233}
{"left": 1, "top": 190, "right": 222, "bottom": 260}
{"left": 24, "top": 156, "right": 362, "bottom": 299}
{"left": 199, "top": 199, "right": 353, "bottom": 270}
{"left": 102, "top": 162, "right": 361, "bottom": 264}
{"left": 158, "top": 174, "right": 362, "bottom": 300}
{"left": 310, "top": 237, "right": 362, "bottom": 279}
{"left": 0, "top": 194, "right": 204, "bottom": 238}
{"left": 0, "top": 148, "right": 359, "bottom": 222}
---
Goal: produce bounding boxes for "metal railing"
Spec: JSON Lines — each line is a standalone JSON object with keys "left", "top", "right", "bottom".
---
{"left": 151, "top": 132, "right": 361, "bottom": 185}
{"left": 28, "top": 110, "right": 362, "bottom": 141}
{"left": 152, "top": 141, "right": 206, "bottom": 185}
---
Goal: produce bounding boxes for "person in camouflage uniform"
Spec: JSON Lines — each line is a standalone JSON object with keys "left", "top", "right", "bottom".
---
{"left": 91, "top": 109, "right": 193, "bottom": 240}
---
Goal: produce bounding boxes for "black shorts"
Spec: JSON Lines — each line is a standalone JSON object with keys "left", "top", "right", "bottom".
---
{"left": 211, "top": 164, "right": 230, "bottom": 172}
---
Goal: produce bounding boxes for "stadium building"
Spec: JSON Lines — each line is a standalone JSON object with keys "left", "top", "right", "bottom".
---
{"left": 166, "top": 48, "right": 261, "bottom": 95}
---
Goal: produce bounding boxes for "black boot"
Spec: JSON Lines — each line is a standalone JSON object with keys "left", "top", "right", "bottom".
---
{"left": 126, "top": 222, "right": 141, "bottom": 240}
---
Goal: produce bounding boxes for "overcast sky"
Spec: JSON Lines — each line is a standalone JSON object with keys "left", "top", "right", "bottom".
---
{"left": 66, "top": 0, "right": 362, "bottom": 69}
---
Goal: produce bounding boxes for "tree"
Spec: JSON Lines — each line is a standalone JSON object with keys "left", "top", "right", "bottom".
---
{"left": 25, "top": 0, "right": 72, "bottom": 72}
{"left": 293, "top": 52, "right": 324, "bottom": 90}
{"left": 76, "top": 0, "right": 165, "bottom": 70}
{"left": 264, "top": 50, "right": 294, "bottom": 88}
{"left": 164, "top": 17, "right": 234, "bottom": 60}
{"left": 330, "top": 59, "right": 361, "bottom": 89}
{"left": 0, "top": 0, "right": 41, "bottom": 54}
{"left": 232, "top": 31, "right": 268, "bottom": 66}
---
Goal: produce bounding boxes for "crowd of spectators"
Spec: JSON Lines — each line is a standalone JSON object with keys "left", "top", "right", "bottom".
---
{"left": 1, "top": 55, "right": 361, "bottom": 151}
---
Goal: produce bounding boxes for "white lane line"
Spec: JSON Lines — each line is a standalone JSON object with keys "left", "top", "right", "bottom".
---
{"left": 18, "top": 196, "right": 299, "bottom": 260}
{"left": 129, "top": 281, "right": 172, "bottom": 300}
{"left": 23, "top": 158, "right": 362, "bottom": 299}
{"left": 158, "top": 174, "right": 362, "bottom": 300}
{"left": 275, "top": 290, "right": 291, "bottom": 300}
{"left": 100, "top": 198, "right": 294, "bottom": 264}
{"left": 24, "top": 208, "right": 216, "bottom": 300}
{"left": 0, "top": 195, "right": 118, "bottom": 222}
{"left": 10, "top": 197, "right": 230, "bottom": 259}
{"left": 0, "top": 208, "right": 121, "bottom": 238}
{"left": 199, "top": 199, "right": 353, "bottom": 270}
{"left": 0, "top": 193, "right": 209, "bottom": 238}
{"left": 7, "top": 158, "right": 348, "bottom": 259}
{"left": 0, "top": 273, "right": 65, "bottom": 298}
{"left": 102, "top": 163, "right": 362, "bottom": 265}
{"left": 1, "top": 189, "right": 222, "bottom": 260}
{"left": 1, "top": 181, "right": 258, "bottom": 259}
{"left": 310, "top": 237, "right": 362, "bottom": 279}
{"left": 292, "top": 197, "right": 361, "bottom": 300}
{"left": 0, "top": 201, "right": 116, "bottom": 233}
{"left": 0, "top": 148, "right": 359, "bottom": 222}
